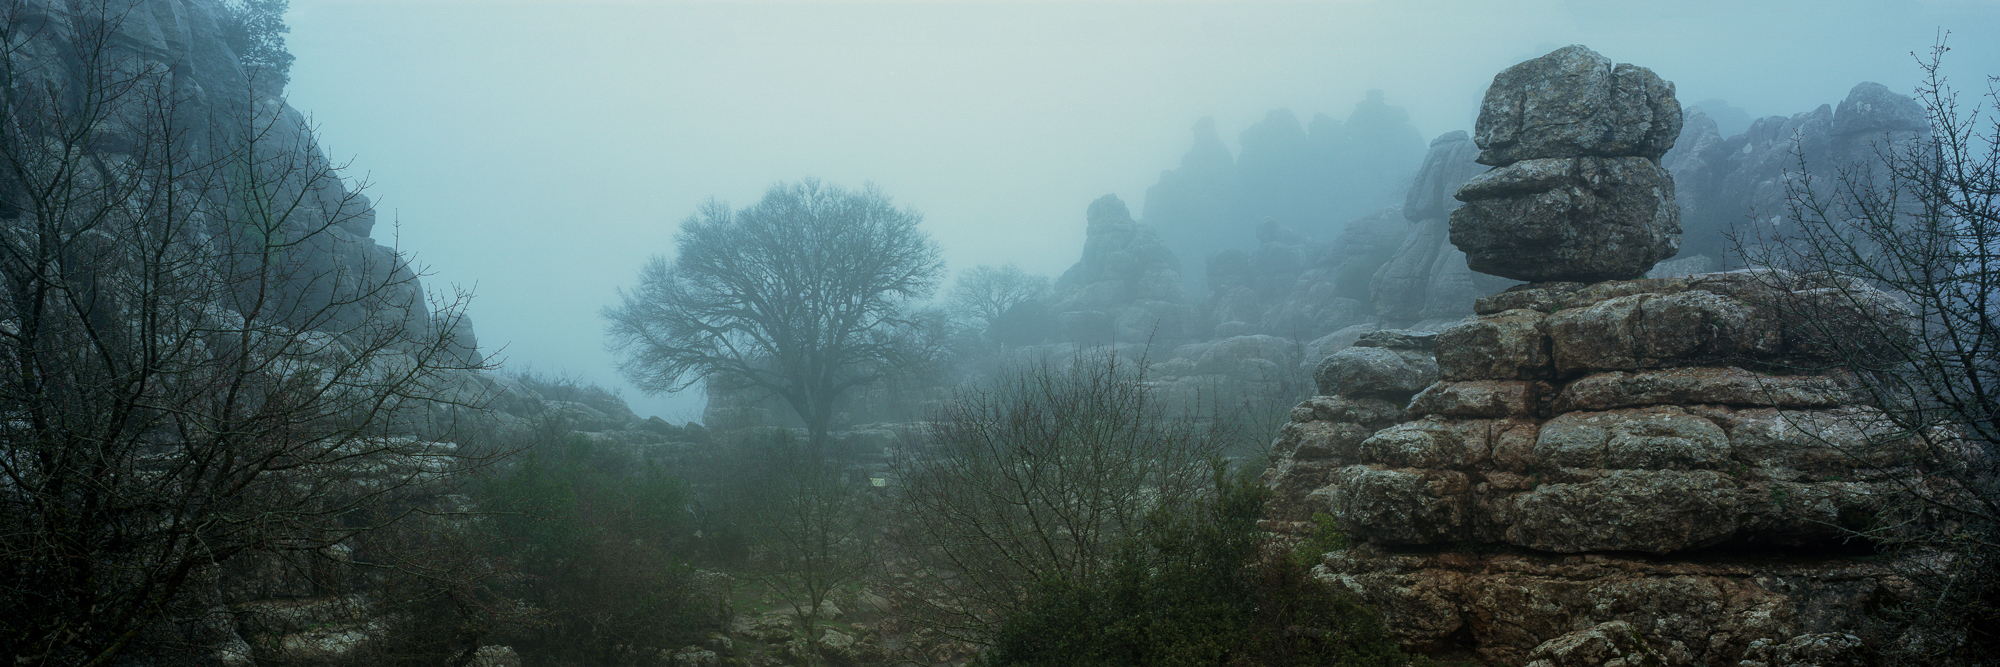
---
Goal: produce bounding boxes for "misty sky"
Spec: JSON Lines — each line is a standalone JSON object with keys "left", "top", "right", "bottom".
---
{"left": 283, "top": 0, "right": 2000, "bottom": 421}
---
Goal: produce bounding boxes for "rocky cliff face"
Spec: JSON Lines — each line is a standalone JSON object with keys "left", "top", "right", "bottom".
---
{"left": 0, "top": 3, "right": 670, "bottom": 663}
{"left": 1264, "top": 46, "right": 1932, "bottom": 666}
{"left": 3, "top": 0, "right": 477, "bottom": 360}
{"left": 1665, "top": 81, "right": 1929, "bottom": 267}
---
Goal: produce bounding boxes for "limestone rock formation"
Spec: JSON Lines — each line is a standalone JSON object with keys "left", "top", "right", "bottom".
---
{"left": 1664, "top": 83, "right": 1929, "bottom": 266}
{"left": 1450, "top": 156, "right": 1679, "bottom": 282}
{"left": 1312, "top": 330, "right": 1438, "bottom": 402}
{"left": 1048, "top": 195, "right": 1193, "bottom": 344}
{"left": 1451, "top": 46, "right": 1682, "bottom": 283}
{"left": 1411, "top": 275, "right": 1916, "bottom": 548}
{"left": 1372, "top": 131, "right": 1515, "bottom": 327}
{"left": 1262, "top": 328, "right": 1436, "bottom": 524}
{"left": 1266, "top": 49, "right": 1933, "bottom": 666}
{"left": 1276, "top": 272, "right": 1931, "bottom": 663}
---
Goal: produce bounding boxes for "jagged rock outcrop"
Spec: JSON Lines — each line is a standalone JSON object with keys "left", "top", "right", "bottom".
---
{"left": 1261, "top": 329, "right": 1435, "bottom": 524}
{"left": 1205, "top": 213, "right": 1401, "bottom": 339}
{"left": 1665, "top": 82, "right": 1929, "bottom": 265}
{"left": 1450, "top": 45, "right": 1682, "bottom": 283}
{"left": 1371, "top": 131, "right": 1516, "bottom": 328}
{"left": 1049, "top": 194, "right": 1193, "bottom": 344}
{"left": 1144, "top": 117, "right": 1239, "bottom": 296}
{"left": 1470, "top": 45, "right": 1682, "bottom": 167}
{"left": 1268, "top": 48, "right": 1930, "bottom": 666}
{"left": 1143, "top": 94, "right": 1423, "bottom": 298}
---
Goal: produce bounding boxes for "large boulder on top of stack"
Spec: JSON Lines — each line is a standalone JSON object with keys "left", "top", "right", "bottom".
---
{"left": 1450, "top": 45, "right": 1682, "bottom": 283}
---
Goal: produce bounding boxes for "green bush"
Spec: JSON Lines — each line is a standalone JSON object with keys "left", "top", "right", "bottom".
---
{"left": 980, "top": 466, "right": 1409, "bottom": 667}
{"left": 481, "top": 434, "right": 709, "bottom": 665}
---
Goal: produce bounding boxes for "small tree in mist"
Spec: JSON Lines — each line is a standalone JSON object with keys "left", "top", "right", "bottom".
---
{"left": 739, "top": 433, "right": 877, "bottom": 665}
{"left": 889, "top": 351, "right": 1222, "bottom": 643}
{"left": 1740, "top": 39, "right": 1999, "bottom": 664}
{"left": 948, "top": 264, "right": 1050, "bottom": 333}
{"left": 219, "top": 0, "right": 294, "bottom": 96}
{"left": 604, "top": 179, "right": 944, "bottom": 452}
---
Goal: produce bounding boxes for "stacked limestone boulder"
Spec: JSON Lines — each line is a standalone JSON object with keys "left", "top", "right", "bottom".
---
{"left": 1269, "top": 46, "right": 1929, "bottom": 666}
{"left": 1449, "top": 45, "right": 1682, "bottom": 283}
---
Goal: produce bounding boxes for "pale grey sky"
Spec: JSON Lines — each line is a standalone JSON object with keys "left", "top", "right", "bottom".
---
{"left": 283, "top": 0, "right": 2000, "bottom": 421}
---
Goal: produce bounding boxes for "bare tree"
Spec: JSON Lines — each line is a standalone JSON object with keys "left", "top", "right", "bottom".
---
{"left": 947, "top": 263, "right": 1049, "bottom": 332}
{"left": 1742, "top": 38, "right": 1999, "bottom": 664}
{"left": 0, "top": 3, "right": 492, "bottom": 664}
{"left": 888, "top": 351, "right": 1222, "bottom": 643}
{"left": 604, "top": 179, "right": 943, "bottom": 452}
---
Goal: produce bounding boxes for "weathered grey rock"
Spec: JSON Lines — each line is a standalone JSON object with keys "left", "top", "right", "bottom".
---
{"left": 1359, "top": 418, "right": 1493, "bottom": 469}
{"left": 1546, "top": 289, "right": 1783, "bottom": 373}
{"left": 1738, "top": 632, "right": 1870, "bottom": 667}
{"left": 1355, "top": 328, "right": 1439, "bottom": 352}
{"left": 1301, "top": 323, "right": 1379, "bottom": 371}
{"left": 1533, "top": 407, "right": 1730, "bottom": 471}
{"left": 1286, "top": 394, "right": 1406, "bottom": 428}
{"left": 1833, "top": 82, "right": 1928, "bottom": 139}
{"left": 1050, "top": 195, "right": 1187, "bottom": 342}
{"left": 1450, "top": 156, "right": 1681, "bottom": 282}
{"left": 1263, "top": 395, "right": 1409, "bottom": 524}
{"left": 1408, "top": 380, "right": 1544, "bottom": 419}
{"left": 1275, "top": 419, "right": 1381, "bottom": 462}
{"left": 1472, "top": 45, "right": 1681, "bottom": 166}
{"left": 1553, "top": 367, "right": 1853, "bottom": 412}
{"left": 1405, "top": 131, "right": 1488, "bottom": 221}
{"left": 1715, "top": 406, "right": 1928, "bottom": 479}
{"left": 1436, "top": 309, "right": 1552, "bottom": 381}
{"left": 1507, "top": 469, "right": 1741, "bottom": 553}
{"left": 1320, "top": 545, "right": 1910, "bottom": 666}
{"left": 1645, "top": 253, "right": 1716, "bottom": 278}
{"left": 1522, "top": 621, "right": 1663, "bottom": 667}
{"left": 1324, "top": 465, "right": 1476, "bottom": 544}
{"left": 1314, "top": 345, "right": 1438, "bottom": 401}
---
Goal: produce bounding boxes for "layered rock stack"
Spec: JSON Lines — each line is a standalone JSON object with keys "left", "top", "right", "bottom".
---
{"left": 1268, "top": 46, "right": 1931, "bottom": 665}
{"left": 1448, "top": 45, "right": 1682, "bottom": 283}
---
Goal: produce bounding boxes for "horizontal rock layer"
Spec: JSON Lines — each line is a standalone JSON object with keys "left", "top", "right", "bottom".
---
{"left": 1319, "top": 545, "right": 1908, "bottom": 666}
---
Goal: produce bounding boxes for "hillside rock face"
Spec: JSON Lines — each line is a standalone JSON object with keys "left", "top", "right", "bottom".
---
{"left": 0, "top": 0, "right": 475, "bottom": 356}
{"left": 1266, "top": 47, "right": 1926, "bottom": 666}
{"left": 1666, "top": 82, "right": 1929, "bottom": 265}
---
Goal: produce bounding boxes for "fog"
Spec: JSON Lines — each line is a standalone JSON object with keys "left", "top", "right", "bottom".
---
{"left": 282, "top": 0, "right": 2000, "bottom": 422}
